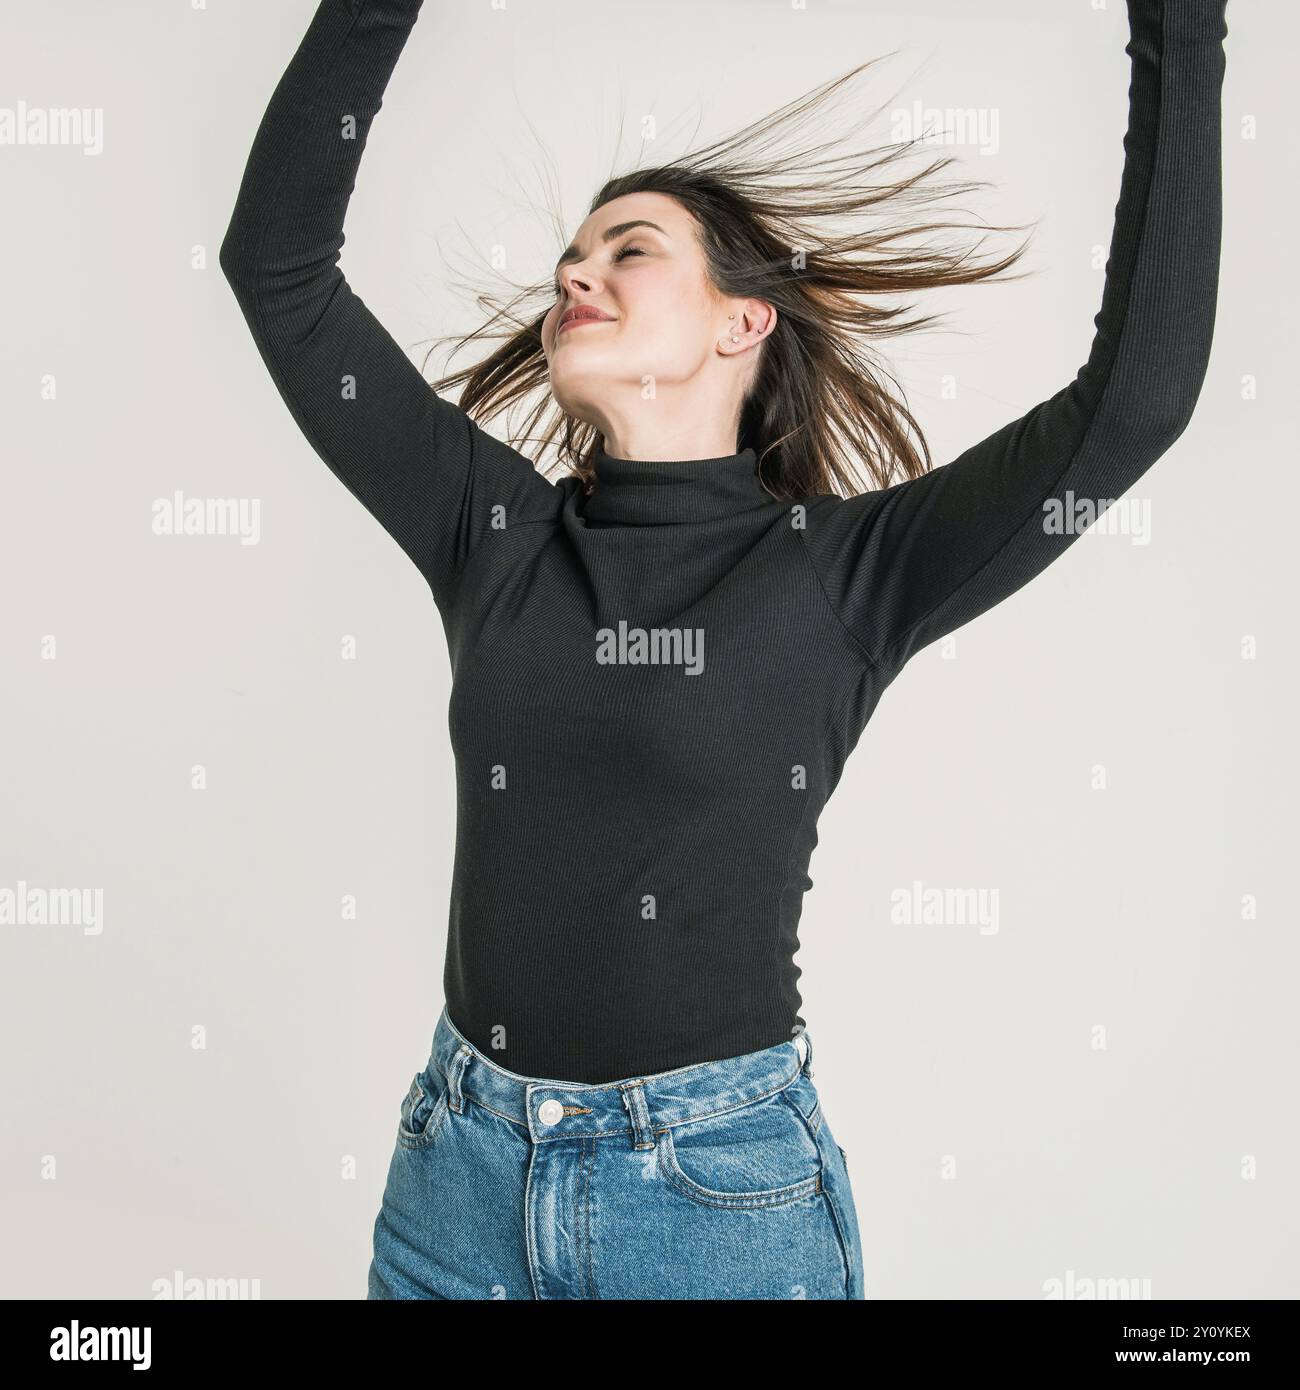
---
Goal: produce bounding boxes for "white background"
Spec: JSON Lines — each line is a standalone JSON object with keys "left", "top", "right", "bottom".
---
{"left": 0, "top": 0, "right": 1292, "bottom": 1299}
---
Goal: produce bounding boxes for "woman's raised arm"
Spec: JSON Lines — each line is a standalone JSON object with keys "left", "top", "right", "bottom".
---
{"left": 219, "top": 0, "right": 558, "bottom": 609}
{"left": 801, "top": 0, "right": 1228, "bottom": 672}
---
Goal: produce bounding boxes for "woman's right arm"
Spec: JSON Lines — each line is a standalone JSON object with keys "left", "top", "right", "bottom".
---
{"left": 219, "top": 0, "right": 558, "bottom": 608}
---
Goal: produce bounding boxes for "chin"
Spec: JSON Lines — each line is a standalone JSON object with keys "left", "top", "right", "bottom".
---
{"left": 548, "top": 366, "right": 614, "bottom": 418}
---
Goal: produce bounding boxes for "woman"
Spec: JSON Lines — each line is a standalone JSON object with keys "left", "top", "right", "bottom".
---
{"left": 219, "top": 0, "right": 1227, "bottom": 1300}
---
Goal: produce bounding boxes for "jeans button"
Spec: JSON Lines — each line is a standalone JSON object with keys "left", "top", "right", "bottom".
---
{"left": 537, "top": 1099, "right": 564, "bottom": 1126}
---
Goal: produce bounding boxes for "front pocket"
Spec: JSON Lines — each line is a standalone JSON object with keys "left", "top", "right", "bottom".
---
{"left": 396, "top": 1070, "right": 449, "bottom": 1151}
{"left": 656, "top": 1094, "right": 824, "bottom": 1210}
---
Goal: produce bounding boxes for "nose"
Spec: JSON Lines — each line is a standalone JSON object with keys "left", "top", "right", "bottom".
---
{"left": 557, "top": 260, "right": 597, "bottom": 298}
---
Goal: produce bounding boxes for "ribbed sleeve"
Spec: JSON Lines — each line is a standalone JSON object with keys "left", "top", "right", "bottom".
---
{"left": 218, "top": 0, "right": 559, "bottom": 612}
{"left": 800, "top": 0, "right": 1227, "bottom": 672}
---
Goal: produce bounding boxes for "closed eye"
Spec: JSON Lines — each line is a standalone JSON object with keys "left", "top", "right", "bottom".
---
{"left": 553, "top": 242, "right": 647, "bottom": 297}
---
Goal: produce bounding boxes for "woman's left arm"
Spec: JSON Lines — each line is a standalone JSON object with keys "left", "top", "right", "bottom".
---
{"left": 801, "top": 0, "right": 1228, "bottom": 673}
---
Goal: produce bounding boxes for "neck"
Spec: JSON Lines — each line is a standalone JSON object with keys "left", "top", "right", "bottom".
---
{"left": 597, "top": 426, "right": 740, "bottom": 463}
{"left": 586, "top": 377, "right": 745, "bottom": 464}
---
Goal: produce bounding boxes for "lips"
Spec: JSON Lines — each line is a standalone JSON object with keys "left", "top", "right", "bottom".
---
{"left": 558, "top": 305, "right": 615, "bottom": 332}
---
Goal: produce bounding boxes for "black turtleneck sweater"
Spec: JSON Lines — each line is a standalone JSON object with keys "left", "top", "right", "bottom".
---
{"left": 219, "top": 0, "right": 1226, "bottom": 1083}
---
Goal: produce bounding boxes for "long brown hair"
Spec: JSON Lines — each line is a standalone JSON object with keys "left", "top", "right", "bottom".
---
{"left": 422, "top": 54, "right": 1035, "bottom": 503}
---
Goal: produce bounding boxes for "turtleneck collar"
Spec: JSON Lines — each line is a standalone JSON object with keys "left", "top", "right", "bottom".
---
{"left": 580, "top": 443, "right": 774, "bottom": 525}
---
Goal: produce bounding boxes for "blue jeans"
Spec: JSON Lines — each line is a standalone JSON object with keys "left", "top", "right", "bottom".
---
{"left": 368, "top": 1007, "right": 865, "bottom": 1299}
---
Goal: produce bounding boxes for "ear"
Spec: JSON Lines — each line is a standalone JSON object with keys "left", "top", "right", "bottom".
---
{"left": 720, "top": 298, "right": 777, "bottom": 352}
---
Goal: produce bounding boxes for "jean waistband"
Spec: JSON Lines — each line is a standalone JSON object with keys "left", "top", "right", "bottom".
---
{"left": 428, "top": 1007, "right": 813, "bottom": 1148}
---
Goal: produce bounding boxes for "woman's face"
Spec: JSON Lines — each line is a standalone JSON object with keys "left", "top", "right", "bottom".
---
{"left": 541, "top": 192, "right": 731, "bottom": 421}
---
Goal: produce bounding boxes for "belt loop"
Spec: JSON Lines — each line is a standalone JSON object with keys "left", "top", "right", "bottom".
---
{"left": 620, "top": 1081, "right": 655, "bottom": 1151}
{"left": 794, "top": 1028, "right": 814, "bottom": 1078}
{"left": 446, "top": 1044, "right": 473, "bottom": 1114}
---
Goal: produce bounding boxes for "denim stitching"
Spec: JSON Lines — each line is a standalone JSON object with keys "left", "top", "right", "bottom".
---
{"left": 397, "top": 1088, "right": 449, "bottom": 1151}
{"left": 582, "top": 1138, "right": 598, "bottom": 1300}
{"left": 780, "top": 1089, "right": 852, "bottom": 1295}
{"left": 657, "top": 1125, "right": 822, "bottom": 1210}
{"left": 819, "top": 1189, "right": 853, "bottom": 1299}
{"left": 449, "top": 1066, "right": 804, "bottom": 1139}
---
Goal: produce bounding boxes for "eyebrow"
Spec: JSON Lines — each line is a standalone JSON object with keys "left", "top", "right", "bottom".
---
{"left": 554, "top": 220, "right": 669, "bottom": 276}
